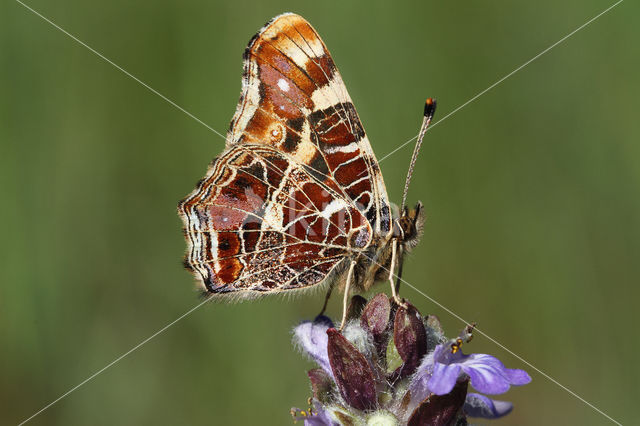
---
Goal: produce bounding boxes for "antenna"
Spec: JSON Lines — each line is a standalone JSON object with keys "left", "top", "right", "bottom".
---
{"left": 400, "top": 98, "right": 437, "bottom": 211}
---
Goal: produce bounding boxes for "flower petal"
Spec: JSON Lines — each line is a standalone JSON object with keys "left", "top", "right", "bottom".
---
{"left": 459, "top": 353, "right": 530, "bottom": 394}
{"left": 428, "top": 362, "right": 462, "bottom": 395}
{"left": 393, "top": 303, "right": 428, "bottom": 377}
{"left": 291, "top": 400, "right": 337, "bottom": 426}
{"left": 464, "top": 393, "right": 513, "bottom": 419}
{"left": 406, "top": 352, "right": 435, "bottom": 414}
{"left": 504, "top": 367, "right": 533, "bottom": 386}
{"left": 327, "top": 328, "right": 378, "bottom": 411}
{"left": 304, "top": 417, "right": 333, "bottom": 426}
{"left": 407, "top": 378, "right": 468, "bottom": 426}
{"left": 293, "top": 316, "right": 334, "bottom": 376}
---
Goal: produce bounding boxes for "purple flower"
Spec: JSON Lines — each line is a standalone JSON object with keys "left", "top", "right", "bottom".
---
{"left": 408, "top": 339, "right": 530, "bottom": 420}
{"left": 427, "top": 343, "right": 531, "bottom": 395}
{"left": 293, "top": 316, "right": 334, "bottom": 377}
{"left": 291, "top": 294, "right": 531, "bottom": 424}
{"left": 464, "top": 393, "right": 514, "bottom": 419}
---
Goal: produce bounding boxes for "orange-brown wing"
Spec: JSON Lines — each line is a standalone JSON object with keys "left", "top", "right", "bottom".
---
{"left": 178, "top": 144, "right": 372, "bottom": 295}
{"left": 227, "top": 13, "right": 392, "bottom": 236}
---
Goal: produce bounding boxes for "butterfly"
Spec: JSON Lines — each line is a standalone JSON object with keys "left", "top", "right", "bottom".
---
{"left": 178, "top": 13, "right": 435, "bottom": 326}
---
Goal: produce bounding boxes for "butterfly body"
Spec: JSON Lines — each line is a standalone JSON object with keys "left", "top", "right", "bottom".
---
{"left": 179, "top": 13, "right": 426, "bottom": 301}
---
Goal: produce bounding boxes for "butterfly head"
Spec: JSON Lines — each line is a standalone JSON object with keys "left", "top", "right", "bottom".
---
{"left": 393, "top": 201, "right": 425, "bottom": 249}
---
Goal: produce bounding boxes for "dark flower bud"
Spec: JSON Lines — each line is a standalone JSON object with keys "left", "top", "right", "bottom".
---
{"left": 346, "top": 295, "right": 368, "bottom": 322}
{"left": 307, "top": 368, "right": 333, "bottom": 403}
{"left": 327, "top": 328, "right": 378, "bottom": 411}
{"left": 360, "top": 293, "right": 391, "bottom": 349}
{"left": 394, "top": 302, "right": 428, "bottom": 377}
{"left": 425, "top": 314, "right": 447, "bottom": 349}
{"left": 408, "top": 378, "right": 469, "bottom": 426}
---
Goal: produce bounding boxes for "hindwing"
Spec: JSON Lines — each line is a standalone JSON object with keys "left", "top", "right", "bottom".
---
{"left": 179, "top": 145, "right": 372, "bottom": 294}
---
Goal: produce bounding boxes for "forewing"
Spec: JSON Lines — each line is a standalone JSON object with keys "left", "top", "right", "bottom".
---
{"left": 227, "top": 13, "right": 392, "bottom": 235}
{"left": 179, "top": 144, "right": 372, "bottom": 294}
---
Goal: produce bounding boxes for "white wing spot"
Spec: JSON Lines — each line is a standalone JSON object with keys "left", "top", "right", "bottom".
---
{"left": 320, "top": 199, "right": 348, "bottom": 219}
{"left": 325, "top": 143, "right": 359, "bottom": 154}
{"left": 277, "top": 78, "right": 290, "bottom": 92}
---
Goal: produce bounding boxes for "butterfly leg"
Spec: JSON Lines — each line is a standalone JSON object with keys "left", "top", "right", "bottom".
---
{"left": 389, "top": 239, "right": 407, "bottom": 306}
{"left": 318, "top": 282, "right": 335, "bottom": 316}
{"left": 395, "top": 244, "right": 405, "bottom": 296}
{"left": 338, "top": 261, "right": 357, "bottom": 331}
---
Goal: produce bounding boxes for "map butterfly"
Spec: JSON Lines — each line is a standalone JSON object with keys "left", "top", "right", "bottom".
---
{"left": 178, "top": 13, "right": 436, "bottom": 324}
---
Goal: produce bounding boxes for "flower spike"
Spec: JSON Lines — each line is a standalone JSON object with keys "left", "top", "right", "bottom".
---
{"left": 291, "top": 294, "right": 531, "bottom": 424}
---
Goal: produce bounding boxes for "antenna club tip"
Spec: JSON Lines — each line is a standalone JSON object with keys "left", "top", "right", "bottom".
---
{"left": 424, "top": 98, "right": 437, "bottom": 118}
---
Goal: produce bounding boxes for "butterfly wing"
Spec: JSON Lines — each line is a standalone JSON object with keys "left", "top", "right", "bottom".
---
{"left": 179, "top": 144, "right": 372, "bottom": 294}
{"left": 227, "top": 13, "right": 392, "bottom": 235}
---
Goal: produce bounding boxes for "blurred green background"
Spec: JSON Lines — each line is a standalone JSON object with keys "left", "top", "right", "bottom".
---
{"left": 1, "top": 0, "right": 638, "bottom": 424}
